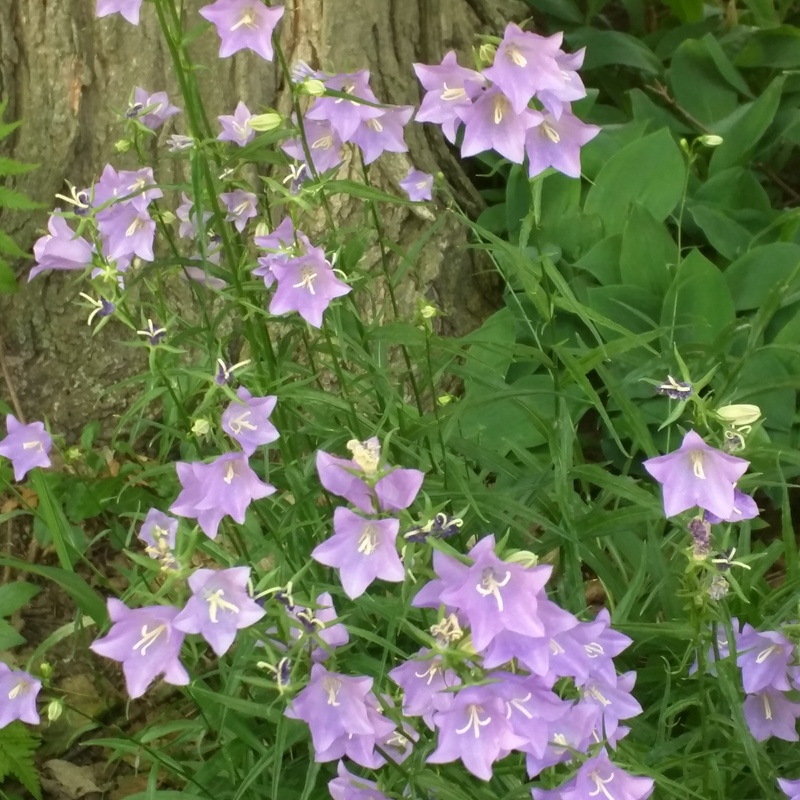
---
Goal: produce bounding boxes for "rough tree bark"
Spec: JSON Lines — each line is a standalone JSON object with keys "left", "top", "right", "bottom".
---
{"left": 0, "top": 0, "right": 526, "bottom": 437}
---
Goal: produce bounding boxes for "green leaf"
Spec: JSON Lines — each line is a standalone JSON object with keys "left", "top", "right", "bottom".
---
{"left": 0, "top": 723, "right": 41, "bottom": 799}
{"left": 736, "top": 26, "right": 800, "bottom": 68}
{"left": 710, "top": 75, "right": 786, "bottom": 174}
{"left": 687, "top": 202, "right": 752, "bottom": 259}
{"left": 620, "top": 204, "right": 678, "bottom": 293}
{"left": 585, "top": 285, "right": 661, "bottom": 335}
{"left": 523, "top": 0, "right": 583, "bottom": 22}
{"left": 662, "top": 0, "right": 704, "bottom": 23}
{"left": 662, "top": 249, "right": 736, "bottom": 345}
{"left": 584, "top": 129, "right": 687, "bottom": 235}
{"left": 0, "top": 581, "right": 40, "bottom": 617}
{"left": 724, "top": 243, "right": 800, "bottom": 310}
{"left": 0, "top": 230, "right": 27, "bottom": 258}
{"left": 573, "top": 235, "right": 622, "bottom": 285}
{"left": 0, "top": 186, "right": 43, "bottom": 211}
{"left": 566, "top": 29, "right": 662, "bottom": 73}
{"left": 0, "top": 258, "right": 18, "bottom": 293}
{"left": 0, "top": 618, "right": 25, "bottom": 649}
{"left": 0, "top": 157, "right": 37, "bottom": 177}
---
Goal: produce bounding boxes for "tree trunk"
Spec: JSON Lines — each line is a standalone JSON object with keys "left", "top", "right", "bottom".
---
{"left": 0, "top": 0, "right": 526, "bottom": 438}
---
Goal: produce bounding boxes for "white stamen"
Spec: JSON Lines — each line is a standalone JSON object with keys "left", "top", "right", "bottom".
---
{"left": 542, "top": 121, "right": 561, "bottom": 144}
{"left": 292, "top": 267, "right": 318, "bottom": 294}
{"left": 440, "top": 83, "right": 467, "bottom": 102}
{"left": 549, "top": 639, "right": 565, "bottom": 655}
{"left": 493, "top": 95, "right": 507, "bottom": 125}
{"left": 133, "top": 624, "right": 167, "bottom": 656}
{"left": 311, "top": 135, "right": 333, "bottom": 151}
{"left": 126, "top": 217, "right": 143, "bottom": 237}
{"left": 205, "top": 589, "right": 241, "bottom": 623}
{"left": 414, "top": 662, "right": 441, "bottom": 686}
{"left": 588, "top": 770, "right": 616, "bottom": 799}
{"left": 230, "top": 9, "right": 258, "bottom": 30}
{"left": 8, "top": 680, "right": 29, "bottom": 700}
{"left": 584, "top": 642, "right": 605, "bottom": 658}
{"left": 690, "top": 451, "right": 706, "bottom": 480}
{"left": 476, "top": 567, "right": 511, "bottom": 612}
{"left": 367, "top": 118, "right": 383, "bottom": 132}
{"left": 358, "top": 523, "right": 378, "bottom": 555}
{"left": 322, "top": 677, "right": 341, "bottom": 706}
{"left": 224, "top": 461, "right": 236, "bottom": 485}
{"left": 551, "top": 732, "right": 569, "bottom": 754}
{"left": 764, "top": 693, "right": 772, "bottom": 721}
{"left": 455, "top": 704, "right": 491, "bottom": 738}
{"left": 756, "top": 645, "right": 780, "bottom": 664}
{"left": 506, "top": 45, "right": 528, "bottom": 67}
{"left": 22, "top": 441, "right": 43, "bottom": 451}
{"left": 228, "top": 411, "right": 257, "bottom": 435}
{"left": 586, "top": 686, "right": 612, "bottom": 707}
{"left": 505, "top": 693, "right": 533, "bottom": 720}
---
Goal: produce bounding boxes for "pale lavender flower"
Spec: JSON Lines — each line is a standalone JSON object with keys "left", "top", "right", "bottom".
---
{"left": 580, "top": 671, "right": 642, "bottom": 743}
{"left": 459, "top": 87, "right": 542, "bottom": 164}
{"left": 288, "top": 591, "right": 349, "bottom": 662}
{"left": 89, "top": 599, "right": 189, "bottom": 698}
{"left": 314, "top": 699, "right": 396, "bottom": 768}
{"left": 169, "top": 453, "right": 276, "bottom": 539}
{"left": 130, "top": 87, "right": 180, "bottom": 130}
{"left": 428, "top": 683, "right": 528, "bottom": 781}
{"left": 177, "top": 193, "right": 212, "bottom": 239}
{"left": 281, "top": 117, "right": 344, "bottom": 175}
{"left": 312, "top": 507, "right": 404, "bottom": 599}
{"left": 138, "top": 508, "right": 178, "bottom": 562}
{"left": 220, "top": 189, "right": 258, "bottom": 233}
{"left": 779, "top": 778, "right": 800, "bottom": 799}
{"left": 269, "top": 233, "right": 350, "bottom": 328}
{"left": 564, "top": 750, "right": 653, "bottom": 800}
{"left": 168, "top": 134, "right": 196, "bottom": 152}
{"left": 306, "top": 70, "right": 382, "bottom": 142}
{"left": 413, "top": 51, "right": 486, "bottom": 143}
{"left": 389, "top": 649, "right": 462, "bottom": 721}
{"left": 99, "top": 205, "right": 156, "bottom": 262}
{"left": 703, "top": 488, "right": 759, "bottom": 524}
{"left": 744, "top": 691, "right": 800, "bottom": 741}
{"left": 482, "top": 25, "right": 566, "bottom": 114}
{"left": 218, "top": 101, "right": 256, "bottom": 147}
{"left": 399, "top": 168, "right": 433, "bottom": 202}
{"left": 328, "top": 761, "right": 389, "bottom": 800}
{"left": 93, "top": 166, "right": 162, "bottom": 214}
{"left": 643, "top": 430, "right": 750, "bottom": 520}
{"left": 0, "top": 416, "right": 52, "bottom": 481}
{"left": 525, "top": 703, "right": 597, "bottom": 778}
{"left": 182, "top": 266, "right": 227, "bottom": 290}
{"left": 525, "top": 109, "right": 600, "bottom": 179}
{"left": 253, "top": 215, "right": 295, "bottom": 287}
{"left": 350, "top": 106, "right": 413, "bottom": 164}
{"left": 173, "top": 567, "right": 265, "bottom": 656}
{"left": 221, "top": 387, "right": 279, "bottom": 455}
{"left": 199, "top": 0, "right": 285, "bottom": 61}
{"left": 30, "top": 215, "right": 94, "bottom": 281}
{"left": 0, "top": 663, "right": 41, "bottom": 728}
{"left": 688, "top": 620, "right": 739, "bottom": 676}
{"left": 437, "top": 534, "right": 552, "bottom": 652}
{"left": 96, "top": 0, "right": 142, "bottom": 24}
{"left": 411, "top": 547, "right": 469, "bottom": 613}
{"left": 737, "top": 625, "right": 794, "bottom": 693}
{"left": 537, "top": 49, "right": 587, "bottom": 119}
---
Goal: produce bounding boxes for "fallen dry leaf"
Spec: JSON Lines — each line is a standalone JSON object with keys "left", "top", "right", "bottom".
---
{"left": 43, "top": 759, "right": 102, "bottom": 799}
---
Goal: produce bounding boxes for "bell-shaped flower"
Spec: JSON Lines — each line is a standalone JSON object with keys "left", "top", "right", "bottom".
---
{"left": 173, "top": 567, "right": 265, "bottom": 656}
{"left": 525, "top": 109, "right": 599, "bottom": 179}
{"left": 199, "top": 0, "right": 285, "bottom": 61}
{"left": 306, "top": 70, "right": 383, "bottom": 142}
{"left": 704, "top": 488, "right": 759, "bottom": 524}
{"left": 0, "top": 416, "right": 52, "bottom": 481}
{"left": 99, "top": 204, "right": 156, "bottom": 262}
{"left": 537, "top": 49, "right": 587, "bottom": 119}
{"left": 138, "top": 508, "right": 178, "bottom": 566}
{"left": 389, "top": 648, "right": 462, "bottom": 721}
{"left": 222, "top": 387, "right": 279, "bottom": 455}
{"left": 328, "top": 761, "right": 390, "bottom": 800}
{"left": 428, "top": 683, "right": 528, "bottom": 781}
{"left": 437, "top": 535, "right": 552, "bottom": 652}
{"left": 287, "top": 591, "right": 350, "bottom": 662}
{"left": 579, "top": 671, "right": 642, "bottom": 743}
{"left": 253, "top": 215, "right": 295, "bottom": 286}
{"left": 737, "top": 625, "right": 794, "bottom": 694}
{"left": 281, "top": 117, "right": 344, "bottom": 176}
{"left": 311, "top": 508, "right": 403, "bottom": 599}
{"left": 413, "top": 51, "right": 486, "bottom": 143}
{"left": 30, "top": 215, "right": 94, "bottom": 281}
{"left": 130, "top": 87, "right": 180, "bottom": 130}
{"left": 220, "top": 189, "right": 258, "bottom": 233}
{"left": 176, "top": 193, "right": 212, "bottom": 240}
{"left": 643, "top": 430, "right": 749, "bottom": 520}
{"left": 744, "top": 691, "right": 800, "bottom": 742}
{"left": 525, "top": 703, "right": 596, "bottom": 778}
{"left": 169, "top": 453, "right": 276, "bottom": 539}
{"left": 89, "top": 599, "right": 189, "bottom": 698}
{"left": 400, "top": 168, "right": 433, "bottom": 202}
{"left": 96, "top": 0, "right": 142, "bottom": 24}
{"left": 350, "top": 106, "right": 413, "bottom": 165}
{"left": 562, "top": 750, "right": 654, "bottom": 800}
{"left": 218, "top": 101, "right": 256, "bottom": 147}
{"left": 482, "top": 24, "right": 566, "bottom": 114}
{"left": 411, "top": 548, "right": 470, "bottom": 612}
{"left": 779, "top": 778, "right": 800, "bottom": 799}
{"left": 0, "top": 663, "right": 41, "bottom": 728}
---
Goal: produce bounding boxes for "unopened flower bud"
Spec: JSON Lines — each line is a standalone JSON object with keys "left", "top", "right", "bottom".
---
{"left": 506, "top": 550, "right": 539, "bottom": 568}
{"left": 249, "top": 112, "right": 282, "bottom": 132}
{"left": 698, "top": 134, "right": 724, "bottom": 147}
{"left": 478, "top": 43, "right": 497, "bottom": 65}
{"left": 254, "top": 222, "right": 271, "bottom": 238}
{"left": 39, "top": 663, "right": 53, "bottom": 679}
{"left": 46, "top": 699, "right": 63, "bottom": 722}
{"left": 716, "top": 404, "right": 761, "bottom": 428}
{"left": 419, "top": 304, "right": 437, "bottom": 319}
{"left": 65, "top": 446, "right": 82, "bottom": 462}
{"left": 115, "top": 139, "right": 132, "bottom": 153}
{"left": 160, "top": 210, "right": 176, "bottom": 225}
{"left": 192, "top": 418, "right": 211, "bottom": 437}
{"left": 301, "top": 79, "right": 326, "bottom": 97}
{"left": 437, "top": 394, "right": 454, "bottom": 406}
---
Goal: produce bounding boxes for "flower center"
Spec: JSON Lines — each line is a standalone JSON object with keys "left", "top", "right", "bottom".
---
{"left": 543, "top": 121, "right": 561, "bottom": 143}
{"left": 506, "top": 44, "right": 528, "bottom": 67}
{"left": 763, "top": 693, "right": 772, "bottom": 720}
{"left": 224, "top": 461, "right": 237, "bottom": 484}
{"left": 22, "top": 441, "right": 43, "bottom": 451}
{"left": 358, "top": 523, "right": 379, "bottom": 555}
{"left": 292, "top": 267, "right": 318, "bottom": 294}
{"left": 584, "top": 642, "right": 605, "bottom": 658}
{"left": 505, "top": 692, "right": 533, "bottom": 720}
{"left": 586, "top": 686, "right": 612, "bottom": 707}
{"left": 295, "top": 609, "right": 324, "bottom": 635}
{"left": 455, "top": 704, "right": 492, "bottom": 738}
{"left": 205, "top": 589, "right": 241, "bottom": 623}
{"left": 233, "top": 120, "right": 252, "bottom": 137}
{"left": 126, "top": 216, "right": 144, "bottom": 237}
{"left": 589, "top": 771, "right": 616, "bottom": 800}
{"left": 551, "top": 732, "right": 569, "bottom": 754}
{"left": 311, "top": 134, "right": 333, "bottom": 150}
{"left": 233, "top": 200, "right": 253, "bottom": 216}
{"left": 367, "top": 117, "right": 384, "bottom": 132}
{"left": 322, "top": 677, "right": 341, "bottom": 706}
{"left": 133, "top": 624, "right": 167, "bottom": 656}
{"left": 756, "top": 644, "right": 780, "bottom": 663}
{"left": 493, "top": 95, "right": 507, "bottom": 125}
{"left": 228, "top": 410, "right": 257, "bottom": 435}
{"left": 690, "top": 451, "right": 706, "bottom": 479}
{"left": 549, "top": 638, "right": 565, "bottom": 655}
{"left": 231, "top": 8, "right": 258, "bottom": 30}
{"left": 346, "top": 439, "right": 381, "bottom": 474}
{"left": 8, "top": 680, "right": 30, "bottom": 700}
{"left": 414, "top": 662, "right": 442, "bottom": 686}
{"left": 440, "top": 83, "right": 467, "bottom": 102}
{"left": 476, "top": 567, "right": 511, "bottom": 611}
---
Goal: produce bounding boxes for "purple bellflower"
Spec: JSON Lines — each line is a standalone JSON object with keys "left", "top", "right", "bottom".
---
{"left": 138, "top": 508, "right": 178, "bottom": 567}
{"left": 199, "top": 0, "right": 285, "bottom": 61}
{"left": 779, "top": 778, "right": 800, "bottom": 800}
{"left": 306, "top": 70, "right": 383, "bottom": 142}
{"left": 437, "top": 535, "right": 552, "bottom": 652}
{"left": 0, "top": 663, "right": 41, "bottom": 728}
{"left": 428, "top": 683, "right": 528, "bottom": 781}
{"left": 413, "top": 51, "right": 486, "bottom": 144}
{"left": 170, "top": 453, "right": 276, "bottom": 539}
{"left": 221, "top": 387, "right": 279, "bottom": 455}
{"left": 218, "top": 101, "right": 256, "bottom": 147}
{"left": 220, "top": 189, "right": 258, "bottom": 232}
{"left": 580, "top": 671, "right": 642, "bottom": 743}
{"left": 458, "top": 87, "right": 542, "bottom": 164}
{"left": 643, "top": 430, "right": 750, "bottom": 520}
{"left": 314, "top": 697, "right": 397, "bottom": 768}
{"left": 0, "top": 416, "right": 52, "bottom": 481}
{"left": 743, "top": 691, "right": 800, "bottom": 741}
{"left": 288, "top": 591, "right": 349, "bottom": 662}
{"left": 30, "top": 215, "right": 94, "bottom": 281}
{"left": 281, "top": 117, "right": 344, "bottom": 175}
{"left": 737, "top": 625, "right": 794, "bottom": 694}
{"left": 312, "top": 507, "right": 404, "bottom": 599}
{"left": 525, "top": 703, "right": 597, "bottom": 778}
{"left": 525, "top": 110, "right": 600, "bottom": 179}
{"left": 400, "top": 168, "right": 434, "bottom": 201}
{"left": 99, "top": 205, "right": 156, "bottom": 262}
{"left": 350, "top": 105, "right": 413, "bottom": 165}
{"left": 564, "top": 750, "right": 654, "bottom": 800}
{"left": 253, "top": 215, "right": 296, "bottom": 287}
{"left": 96, "top": 0, "right": 142, "bottom": 24}
{"left": 173, "top": 567, "right": 265, "bottom": 656}
{"left": 389, "top": 649, "right": 462, "bottom": 722}
{"left": 689, "top": 619, "right": 739, "bottom": 676}
{"left": 269, "top": 233, "right": 350, "bottom": 328}
{"left": 328, "top": 761, "right": 389, "bottom": 800}
{"left": 704, "top": 488, "right": 759, "bottom": 524}
{"left": 537, "top": 48, "right": 587, "bottom": 119}
{"left": 130, "top": 87, "right": 180, "bottom": 129}
{"left": 177, "top": 193, "right": 212, "bottom": 239}
{"left": 90, "top": 599, "right": 189, "bottom": 698}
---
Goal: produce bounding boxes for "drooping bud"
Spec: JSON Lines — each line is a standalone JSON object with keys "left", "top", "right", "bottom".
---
{"left": 249, "top": 112, "right": 283, "bottom": 132}
{"left": 300, "top": 79, "right": 326, "bottom": 97}
{"left": 698, "top": 134, "right": 724, "bottom": 147}
{"left": 716, "top": 404, "right": 761, "bottom": 428}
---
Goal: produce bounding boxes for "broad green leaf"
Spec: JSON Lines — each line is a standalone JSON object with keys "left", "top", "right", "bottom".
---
{"left": 584, "top": 129, "right": 686, "bottom": 235}
{"left": 693, "top": 166, "right": 772, "bottom": 215}
{"left": 687, "top": 202, "right": 752, "bottom": 259}
{"left": 0, "top": 581, "right": 40, "bottom": 617}
{"left": 523, "top": 0, "right": 583, "bottom": 22}
{"left": 0, "top": 618, "right": 25, "bottom": 649}
{"left": 620, "top": 204, "right": 678, "bottom": 293}
{"left": 710, "top": 75, "right": 786, "bottom": 174}
{"left": 0, "top": 257, "right": 17, "bottom": 293}
{"left": 662, "top": 249, "right": 735, "bottom": 345}
{"left": 662, "top": 0, "right": 703, "bottom": 22}
{"left": 566, "top": 29, "right": 662, "bottom": 73}
{"left": 724, "top": 243, "right": 800, "bottom": 310}
{"left": 736, "top": 26, "right": 800, "bottom": 68}
{"left": 572, "top": 235, "right": 622, "bottom": 285}
{"left": 585, "top": 285, "right": 661, "bottom": 336}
